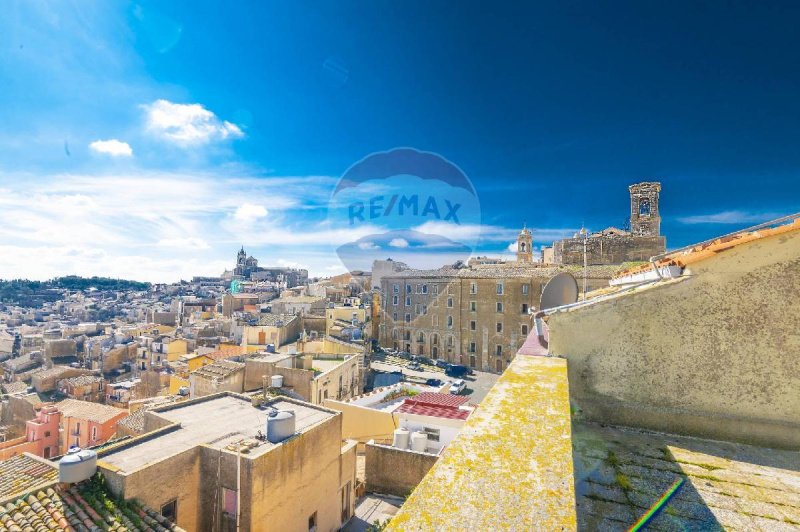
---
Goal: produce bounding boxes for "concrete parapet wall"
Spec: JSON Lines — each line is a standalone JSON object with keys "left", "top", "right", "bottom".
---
{"left": 365, "top": 442, "right": 438, "bottom": 497}
{"left": 386, "top": 356, "right": 577, "bottom": 530}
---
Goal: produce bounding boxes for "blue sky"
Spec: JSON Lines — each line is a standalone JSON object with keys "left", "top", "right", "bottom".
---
{"left": 0, "top": 1, "right": 798, "bottom": 281}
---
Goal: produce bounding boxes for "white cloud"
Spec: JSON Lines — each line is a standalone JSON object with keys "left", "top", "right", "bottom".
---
{"left": 89, "top": 139, "right": 133, "bottom": 157}
{"left": 358, "top": 242, "right": 379, "bottom": 250}
{"left": 389, "top": 238, "right": 410, "bottom": 248}
{"left": 233, "top": 203, "right": 268, "bottom": 223}
{"left": 677, "top": 210, "right": 783, "bottom": 225}
{"left": 507, "top": 241, "right": 518, "bottom": 252}
{"left": 142, "top": 99, "right": 244, "bottom": 145}
{"left": 412, "top": 221, "right": 576, "bottom": 244}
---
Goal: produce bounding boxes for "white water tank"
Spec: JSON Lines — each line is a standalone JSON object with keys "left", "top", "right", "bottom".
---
{"left": 267, "top": 409, "right": 296, "bottom": 443}
{"left": 59, "top": 447, "right": 97, "bottom": 483}
{"left": 270, "top": 375, "right": 284, "bottom": 388}
{"left": 410, "top": 431, "right": 428, "bottom": 453}
{"left": 392, "top": 428, "right": 410, "bottom": 449}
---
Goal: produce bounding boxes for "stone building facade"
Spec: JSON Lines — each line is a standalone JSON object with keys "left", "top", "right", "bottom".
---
{"left": 378, "top": 263, "right": 615, "bottom": 373}
{"left": 549, "top": 181, "right": 666, "bottom": 265}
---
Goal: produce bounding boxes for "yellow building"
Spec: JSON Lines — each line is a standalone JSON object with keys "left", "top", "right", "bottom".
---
{"left": 97, "top": 393, "right": 357, "bottom": 532}
{"left": 241, "top": 314, "right": 301, "bottom": 352}
{"left": 164, "top": 338, "right": 188, "bottom": 362}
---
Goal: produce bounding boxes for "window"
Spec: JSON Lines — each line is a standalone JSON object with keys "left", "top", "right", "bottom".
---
{"left": 447, "top": 297, "right": 453, "bottom": 308}
{"left": 422, "top": 304, "right": 428, "bottom": 315}
{"left": 308, "top": 511, "right": 318, "bottom": 532}
{"left": 393, "top": 284, "right": 399, "bottom": 294}
{"left": 470, "top": 301, "right": 477, "bottom": 312}
{"left": 405, "top": 313, "right": 411, "bottom": 323}
{"left": 418, "top": 332, "right": 425, "bottom": 342}
{"left": 521, "top": 324, "right": 529, "bottom": 336}
{"left": 406, "top": 284, "right": 412, "bottom": 294}
{"left": 404, "top": 330, "right": 411, "bottom": 341}
{"left": 432, "top": 346, "right": 438, "bottom": 357}
{"left": 405, "top": 296, "right": 411, "bottom": 306}
{"left": 496, "top": 345, "right": 503, "bottom": 356}
{"left": 447, "top": 335, "right": 455, "bottom": 347}
{"left": 432, "top": 284, "right": 439, "bottom": 295}
{"left": 469, "top": 342, "right": 476, "bottom": 353}
{"left": 496, "top": 322, "right": 503, "bottom": 333}
{"left": 423, "top": 427, "right": 441, "bottom": 442}
{"left": 422, "top": 284, "right": 428, "bottom": 294}
{"left": 469, "top": 355, "right": 477, "bottom": 367}
{"left": 161, "top": 499, "right": 177, "bottom": 523}
{"left": 223, "top": 487, "right": 237, "bottom": 517}
{"left": 470, "top": 320, "right": 476, "bottom": 331}
{"left": 392, "top": 295, "right": 398, "bottom": 306}
{"left": 432, "top": 334, "right": 439, "bottom": 345}
{"left": 44, "top": 431, "right": 50, "bottom": 437}
{"left": 392, "top": 312, "right": 397, "bottom": 321}
{"left": 496, "top": 283, "right": 504, "bottom": 295}
{"left": 639, "top": 198, "right": 651, "bottom": 216}
{"left": 521, "top": 303, "right": 529, "bottom": 314}
{"left": 522, "top": 283, "right": 529, "bottom": 295}
{"left": 391, "top": 329, "right": 398, "bottom": 340}
{"left": 447, "top": 315, "right": 453, "bottom": 328}
{"left": 470, "top": 282, "right": 477, "bottom": 294}
{"left": 496, "top": 302, "right": 503, "bottom": 313}
{"left": 91, "top": 426, "right": 98, "bottom": 441}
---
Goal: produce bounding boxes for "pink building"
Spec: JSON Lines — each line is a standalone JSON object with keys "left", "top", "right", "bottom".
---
{"left": 56, "top": 399, "right": 128, "bottom": 455}
{"left": 0, "top": 405, "right": 61, "bottom": 460}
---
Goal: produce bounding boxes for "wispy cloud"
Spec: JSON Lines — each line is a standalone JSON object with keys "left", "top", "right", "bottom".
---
{"left": 89, "top": 139, "right": 133, "bottom": 157}
{"left": 677, "top": 210, "right": 783, "bottom": 225}
{"left": 142, "top": 99, "right": 244, "bottom": 145}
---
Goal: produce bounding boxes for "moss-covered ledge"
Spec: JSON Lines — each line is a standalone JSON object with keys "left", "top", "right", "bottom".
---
{"left": 386, "top": 356, "right": 577, "bottom": 531}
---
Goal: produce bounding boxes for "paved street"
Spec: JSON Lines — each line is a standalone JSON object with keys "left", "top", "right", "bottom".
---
{"left": 370, "top": 354, "right": 499, "bottom": 404}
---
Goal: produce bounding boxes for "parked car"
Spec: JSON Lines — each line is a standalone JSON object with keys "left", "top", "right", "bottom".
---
{"left": 449, "top": 379, "right": 467, "bottom": 395}
{"left": 417, "top": 356, "right": 434, "bottom": 366}
{"left": 445, "top": 364, "right": 470, "bottom": 378}
{"left": 397, "top": 351, "right": 412, "bottom": 360}
{"left": 425, "top": 378, "right": 443, "bottom": 387}
{"left": 434, "top": 360, "right": 448, "bottom": 369}
{"left": 407, "top": 361, "right": 421, "bottom": 371}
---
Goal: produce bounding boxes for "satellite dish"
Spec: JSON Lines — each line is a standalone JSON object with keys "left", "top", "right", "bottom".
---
{"left": 540, "top": 272, "right": 579, "bottom": 310}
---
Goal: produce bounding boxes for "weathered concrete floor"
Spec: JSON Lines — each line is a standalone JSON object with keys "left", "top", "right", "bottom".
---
{"left": 573, "top": 422, "right": 800, "bottom": 531}
{"left": 343, "top": 494, "right": 403, "bottom": 532}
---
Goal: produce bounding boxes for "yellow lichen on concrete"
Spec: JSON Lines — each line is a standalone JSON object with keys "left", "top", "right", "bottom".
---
{"left": 386, "top": 356, "right": 577, "bottom": 531}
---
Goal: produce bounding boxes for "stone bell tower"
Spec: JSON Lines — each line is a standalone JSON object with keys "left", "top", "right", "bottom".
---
{"left": 629, "top": 182, "right": 661, "bottom": 237}
{"left": 516, "top": 225, "right": 533, "bottom": 263}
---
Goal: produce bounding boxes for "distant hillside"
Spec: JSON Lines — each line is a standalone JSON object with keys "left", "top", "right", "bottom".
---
{"left": 0, "top": 276, "right": 150, "bottom": 307}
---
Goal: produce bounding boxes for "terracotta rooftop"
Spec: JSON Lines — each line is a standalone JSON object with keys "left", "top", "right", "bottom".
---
{"left": 615, "top": 213, "right": 800, "bottom": 279}
{"left": 0, "top": 453, "right": 58, "bottom": 503}
{"left": 395, "top": 398, "right": 471, "bottom": 421}
{"left": 56, "top": 399, "right": 128, "bottom": 424}
{"left": 255, "top": 313, "right": 298, "bottom": 327}
{"left": 406, "top": 392, "right": 469, "bottom": 408}
{"left": 0, "top": 484, "right": 186, "bottom": 531}
{"left": 191, "top": 359, "right": 244, "bottom": 379}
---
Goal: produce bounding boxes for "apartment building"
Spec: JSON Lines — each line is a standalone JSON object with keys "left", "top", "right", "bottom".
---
{"left": 378, "top": 263, "right": 616, "bottom": 373}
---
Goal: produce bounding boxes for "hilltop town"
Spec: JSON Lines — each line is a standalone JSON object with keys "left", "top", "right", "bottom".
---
{"left": 0, "top": 182, "right": 798, "bottom": 531}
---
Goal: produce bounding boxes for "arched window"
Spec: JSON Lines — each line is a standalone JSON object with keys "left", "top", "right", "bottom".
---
{"left": 639, "top": 198, "right": 651, "bottom": 216}
{"left": 520, "top": 242, "right": 526, "bottom": 252}
{"left": 417, "top": 331, "right": 425, "bottom": 343}
{"left": 431, "top": 334, "right": 439, "bottom": 345}
{"left": 391, "top": 328, "right": 398, "bottom": 340}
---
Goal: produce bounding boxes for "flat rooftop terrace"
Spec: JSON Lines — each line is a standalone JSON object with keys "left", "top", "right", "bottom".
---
{"left": 573, "top": 421, "right": 800, "bottom": 531}
{"left": 100, "top": 394, "right": 334, "bottom": 474}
